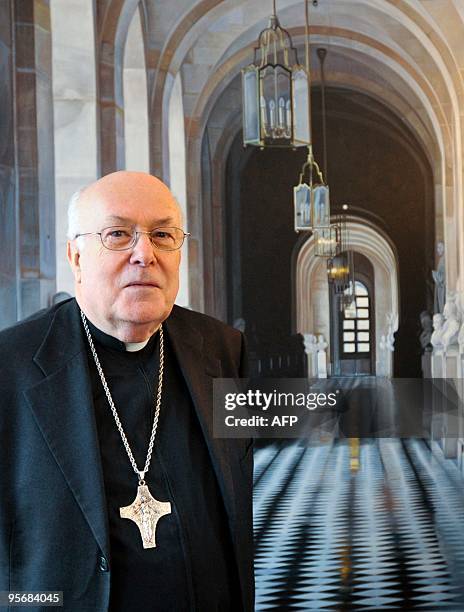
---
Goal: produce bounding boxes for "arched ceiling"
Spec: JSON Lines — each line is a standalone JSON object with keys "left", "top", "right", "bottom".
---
{"left": 142, "top": 0, "right": 463, "bottom": 166}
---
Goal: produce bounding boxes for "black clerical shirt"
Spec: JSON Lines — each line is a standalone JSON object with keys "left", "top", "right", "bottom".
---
{"left": 84, "top": 319, "right": 240, "bottom": 611}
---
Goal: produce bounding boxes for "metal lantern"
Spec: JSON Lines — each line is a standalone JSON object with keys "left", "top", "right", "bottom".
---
{"left": 294, "top": 150, "right": 330, "bottom": 231}
{"left": 314, "top": 225, "right": 340, "bottom": 257}
{"left": 242, "top": 6, "right": 310, "bottom": 148}
{"left": 327, "top": 249, "right": 353, "bottom": 297}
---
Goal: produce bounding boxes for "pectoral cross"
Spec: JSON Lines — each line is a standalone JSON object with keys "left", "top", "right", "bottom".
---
{"left": 120, "top": 484, "right": 171, "bottom": 549}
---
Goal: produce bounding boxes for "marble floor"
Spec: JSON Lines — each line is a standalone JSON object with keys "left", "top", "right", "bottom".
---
{"left": 253, "top": 439, "right": 464, "bottom": 610}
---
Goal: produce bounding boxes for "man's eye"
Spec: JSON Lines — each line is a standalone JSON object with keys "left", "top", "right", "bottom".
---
{"left": 109, "top": 230, "right": 131, "bottom": 238}
{"left": 153, "top": 231, "right": 173, "bottom": 240}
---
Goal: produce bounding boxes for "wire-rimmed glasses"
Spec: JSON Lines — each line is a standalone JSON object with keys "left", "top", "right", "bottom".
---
{"left": 75, "top": 226, "right": 190, "bottom": 252}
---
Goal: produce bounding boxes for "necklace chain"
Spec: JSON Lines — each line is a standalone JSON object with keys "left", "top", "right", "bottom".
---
{"left": 80, "top": 310, "right": 164, "bottom": 484}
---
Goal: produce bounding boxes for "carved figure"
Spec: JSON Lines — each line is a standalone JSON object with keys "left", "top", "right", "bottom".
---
{"left": 458, "top": 317, "right": 464, "bottom": 352}
{"left": 303, "top": 333, "right": 318, "bottom": 354}
{"left": 385, "top": 313, "right": 397, "bottom": 352}
{"left": 419, "top": 311, "right": 433, "bottom": 352}
{"left": 440, "top": 299, "right": 460, "bottom": 352}
{"left": 432, "top": 241, "right": 446, "bottom": 314}
{"left": 316, "top": 334, "right": 328, "bottom": 353}
{"left": 431, "top": 313, "right": 445, "bottom": 350}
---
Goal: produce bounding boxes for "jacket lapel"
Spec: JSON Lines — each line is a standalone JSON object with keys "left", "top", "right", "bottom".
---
{"left": 165, "top": 308, "right": 237, "bottom": 529}
{"left": 24, "top": 300, "right": 110, "bottom": 559}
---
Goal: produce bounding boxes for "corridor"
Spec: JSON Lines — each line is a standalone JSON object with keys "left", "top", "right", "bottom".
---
{"left": 254, "top": 439, "right": 464, "bottom": 610}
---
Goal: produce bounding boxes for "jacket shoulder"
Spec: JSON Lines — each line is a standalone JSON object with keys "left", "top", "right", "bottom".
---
{"left": 0, "top": 300, "right": 71, "bottom": 364}
{"left": 171, "top": 304, "right": 240, "bottom": 339}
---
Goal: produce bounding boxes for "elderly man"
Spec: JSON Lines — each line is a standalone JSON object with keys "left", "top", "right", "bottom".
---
{"left": 0, "top": 172, "right": 254, "bottom": 611}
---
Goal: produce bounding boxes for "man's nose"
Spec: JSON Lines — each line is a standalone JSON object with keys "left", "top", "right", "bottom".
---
{"left": 129, "top": 232, "right": 158, "bottom": 265}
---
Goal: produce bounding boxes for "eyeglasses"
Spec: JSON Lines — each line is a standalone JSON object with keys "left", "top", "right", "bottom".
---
{"left": 75, "top": 226, "right": 190, "bottom": 252}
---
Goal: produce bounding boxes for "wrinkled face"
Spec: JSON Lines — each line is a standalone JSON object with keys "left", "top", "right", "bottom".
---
{"left": 67, "top": 174, "right": 182, "bottom": 341}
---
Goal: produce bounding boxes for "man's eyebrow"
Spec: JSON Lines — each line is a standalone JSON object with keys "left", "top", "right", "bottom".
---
{"left": 104, "top": 215, "right": 131, "bottom": 224}
{"left": 103, "top": 215, "right": 178, "bottom": 226}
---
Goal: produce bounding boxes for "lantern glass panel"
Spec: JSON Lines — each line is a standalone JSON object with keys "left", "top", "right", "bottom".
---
{"left": 292, "top": 67, "right": 310, "bottom": 145}
{"left": 312, "top": 185, "right": 330, "bottom": 227}
{"left": 314, "top": 226, "right": 339, "bottom": 257}
{"left": 259, "top": 64, "right": 291, "bottom": 143}
{"left": 294, "top": 183, "right": 311, "bottom": 230}
{"left": 242, "top": 66, "right": 260, "bottom": 144}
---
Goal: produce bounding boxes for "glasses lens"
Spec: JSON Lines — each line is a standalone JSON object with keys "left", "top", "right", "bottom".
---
{"left": 150, "top": 227, "right": 185, "bottom": 251}
{"left": 101, "top": 227, "right": 135, "bottom": 250}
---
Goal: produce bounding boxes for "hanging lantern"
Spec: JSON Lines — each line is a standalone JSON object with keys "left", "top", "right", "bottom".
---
{"left": 327, "top": 252, "right": 350, "bottom": 294}
{"left": 314, "top": 225, "right": 340, "bottom": 257}
{"left": 242, "top": 2, "right": 310, "bottom": 148}
{"left": 294, "top": 150, "right": 330, "bottom": 231}
{"left": 340, "top": 250, "right": 355, "bottom": 302}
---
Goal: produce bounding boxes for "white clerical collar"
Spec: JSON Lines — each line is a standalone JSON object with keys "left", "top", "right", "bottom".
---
{"left": 124, "top": 339, "right": 151, "bottom": 352}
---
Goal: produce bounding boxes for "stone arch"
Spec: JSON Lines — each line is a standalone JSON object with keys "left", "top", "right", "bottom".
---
{"left": 295, "top": 219, "right": 399, "bottom": 376}
{"left": 184, "top": 36, "right": 454, "bottom": 310}
{"left": 149, "top": 0, "right": 463, "bottom": 313}
{"left": 199, "top": 78, "right": 434, "bottom": 325}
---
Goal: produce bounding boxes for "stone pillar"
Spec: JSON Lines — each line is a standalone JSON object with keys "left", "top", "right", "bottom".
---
{"left": 0, "top": 0, "right": 56, "bottom": 329}
{"left": 0, "top": 0, "right": 17, "bottom": 328}
{"left": 14, "top": 0, "right": 56, "bottom": 319}
{"left": 50, "top": 0, "right": 98, "bottom": 294}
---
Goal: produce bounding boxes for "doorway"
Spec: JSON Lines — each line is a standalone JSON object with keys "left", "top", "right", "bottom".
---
{"left": 330, "top": 252, "right": 375, "bottom": 376}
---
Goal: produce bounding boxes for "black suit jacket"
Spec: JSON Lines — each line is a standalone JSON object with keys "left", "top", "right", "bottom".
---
{"left": 0, "top": 299, "right": 254, "bottom": 611}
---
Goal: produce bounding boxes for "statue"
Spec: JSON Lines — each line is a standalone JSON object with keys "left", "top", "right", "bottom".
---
{"left": 432, "top": 241, "right": 446, "bottom": 314}
{"left": 316, "top": 334, "right": 328, "bottom": 353}
{"left": 458, "top": 316, "right": 464, "bottom": 353}
{"left": 303, "top": 333, "right": 319, "bottom": 378}
{"left": 380, "top": 313, "right": 397, "bottom": 353}
{"left": 440, "top": 299, "right": 460, "bottom": 352}
{"left": 431, "top": 313, "right": 444, "bottom": 351}
{"left": 385, "top": 313, "right": 397, "bottom": 351}
{"left": 316, "top": 334, "right": 328, "bottom": 378}
{"left": 303, "top": 333, "right": 318, "bottom": 355}
{"left": 419, "top": 311, "right": 433, "bottom": 352}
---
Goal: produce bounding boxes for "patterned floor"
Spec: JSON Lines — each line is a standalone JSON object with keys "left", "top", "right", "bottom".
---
{"left": 253, "top": 439, "right": 464, "bottom": 610}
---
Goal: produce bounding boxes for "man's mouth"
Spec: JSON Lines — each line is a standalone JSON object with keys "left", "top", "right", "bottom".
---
{"left": 125, "top": 282, "right": 159, "bottom": 288}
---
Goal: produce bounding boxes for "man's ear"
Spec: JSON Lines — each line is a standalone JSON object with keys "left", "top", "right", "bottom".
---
{"left": 67, "top": 240, "right": 82, "bottom": 283}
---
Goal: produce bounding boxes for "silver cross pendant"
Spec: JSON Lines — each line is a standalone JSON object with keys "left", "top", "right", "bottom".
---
{"left": 120, "top": 484, "right": 171, "bottom": 549}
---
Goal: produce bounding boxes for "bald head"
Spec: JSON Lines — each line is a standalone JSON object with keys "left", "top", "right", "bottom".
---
{"left": 67, "top": 171, "right": 182, "bottom": 241}
{"left": 66, "top": 171, "right": 184, "bottom": 342}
